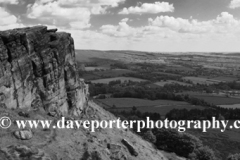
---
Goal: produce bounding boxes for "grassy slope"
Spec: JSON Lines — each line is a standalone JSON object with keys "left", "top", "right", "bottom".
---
{"left": 0, "top": 101, "right": 184, "bottom": 160}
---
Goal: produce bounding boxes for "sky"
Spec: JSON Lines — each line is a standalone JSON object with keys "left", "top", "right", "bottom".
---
{"left": 0, "top": 0, "right": 240, "bottom": 52}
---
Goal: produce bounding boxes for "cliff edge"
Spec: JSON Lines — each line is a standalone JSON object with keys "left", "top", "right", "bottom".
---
{"left": 0, "top": 26, "right": 88, "bottom": 116}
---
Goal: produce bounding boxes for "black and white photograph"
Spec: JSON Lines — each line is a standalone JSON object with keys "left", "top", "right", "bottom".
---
{"left": 0, "top": 0, "right": 240, "bottom": 159}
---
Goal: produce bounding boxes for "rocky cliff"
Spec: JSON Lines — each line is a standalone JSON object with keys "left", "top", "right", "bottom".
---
{"left": 0, "top": 26, "right": 88, "bottom": 116}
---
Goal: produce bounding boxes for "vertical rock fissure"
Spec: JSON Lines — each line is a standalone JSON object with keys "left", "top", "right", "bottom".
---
{"left": 10, "top": 63, "right": 20, "bottom": 109}
{"left": 1, "top": 38, "right": 20, "bottom": 109}
{"left": 64, "top": 69, "right": 72, "bottom": 110}
{"left": 1, "top": 36, "right": 12, "bottom": 63}
{"left": 17, "top": 60, "right": 25, "bottom": 98}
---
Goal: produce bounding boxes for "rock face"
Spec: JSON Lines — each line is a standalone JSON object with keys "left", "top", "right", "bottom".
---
{"left": 0, "top": 26, "right": 89, "bottom": 116}
{"left": 0, "top": 145, "right": 52, "bottom": 160}
{"left": 121, "top": 139, "right": 138, "bottom": 157}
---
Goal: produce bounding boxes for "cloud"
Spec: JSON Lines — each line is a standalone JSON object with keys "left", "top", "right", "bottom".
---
{"left": 229, "top": 0, "right": 240, "bottom": 9}
{"left": 91, "top": 6, "right": 108, "bottom": 15}
{"left": 18, "top": 0, "right": 240, "bottom": 52}
{"left": 68, "top": 27, "right": 240, "bottom": 52}
{"left": 119, "top": 2, "right": 174, "bottom": 15}
{"left": 34, "top": 0, "right": 125, "bottom": 8}
{"left": 94, "top": 0, "right": 125, "bottom": 7}
{"left": 76, "top": 11, "right": 239, "bottom": 52}
{"left": 0, "top": 0, "right": 18, "bottom": 4}
{"left": 100, "top": 22, "right": 134, "bottom": 37}
{"left": 0, "top": 7, "right": 17, "bottom": 26}
{"left": 148, "top": 12, "right": 240, "bottom": 34}
{"left": 121, "top": 18, "right": 129, "bottom": 22}
{"left": 148, "top": 16, "right": 211, "bottom": 34}
{"left": 38, "top": 11, "right": 240, "bottom": 52}
{"left": 99, "top": 12, "right": 240, "bottom": 40}
{"left": 27, "top": 0, "right": 126, "bottom": 29}
{"left": 27, "top": 1, "right": 91, "bottom": 29}
{"left": 89, "top": 0, "right": 126, "bottom": 14}
{"left": 214, "top": 12, "right": 239, "bottom": 25}
{"left": 100, "top": 18, "right": 152, "bottom": 38}
{"left": 0, "top": 7, "right": 24, "bottom": 30}
{"left": 57, "top": 0, "right": 125, "bottom": 7}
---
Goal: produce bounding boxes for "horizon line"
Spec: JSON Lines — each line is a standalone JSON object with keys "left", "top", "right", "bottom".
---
{"left": 75, "top": 49, "right": 240, "bottom": 54}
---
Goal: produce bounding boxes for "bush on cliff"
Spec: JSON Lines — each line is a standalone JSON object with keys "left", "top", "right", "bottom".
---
{"left": 189, "top": 146, "right": 217, "bottom": 160}
{"left": 142, "top": 130, "right": 157, "bottom": 144}
{"left": 153, "top": 128, "right": 217, "bottom": 160}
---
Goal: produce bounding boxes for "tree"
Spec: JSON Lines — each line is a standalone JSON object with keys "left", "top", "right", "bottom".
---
{"left": 155, "top": 129, "right": 202, "bottom": 158}
{"left": 132, "top": 106, "right": 137, "bottom": 112}
{"left": 142, "top": 130, "right": 156, "bottom": 144}
{"left": 189, "top": 146, "right": 217, "bottom": 160}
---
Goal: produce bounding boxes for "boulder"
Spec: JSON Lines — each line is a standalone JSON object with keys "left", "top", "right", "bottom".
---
{"left": 13, "top": 129, "right": 33, "bottom": 140}
{"left": 18, "top": 111, "right": 30, "bottom": 118}
{"left": 121, "top": 139, "right": 138, "bottom": 157}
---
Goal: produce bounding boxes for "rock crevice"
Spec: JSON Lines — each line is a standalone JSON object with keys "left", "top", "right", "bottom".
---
{"left": 0, "top": 26, "right": 88, "bottom": 116}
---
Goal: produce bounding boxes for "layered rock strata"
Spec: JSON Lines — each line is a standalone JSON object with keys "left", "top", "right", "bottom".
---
{"left": 0, "top": 26, "right": 88, "bottom": 116}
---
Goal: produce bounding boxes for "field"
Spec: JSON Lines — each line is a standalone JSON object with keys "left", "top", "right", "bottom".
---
{"left": 96, "top": 98, "right": 205, "bottom": 117}
{"left": 91, "top": 77, "right": 147, "bottom": 84}
{"left": 183, "top": 76, "right": 221, "bottom": 85}
{"left": 85, "top": 66, "right": 109, "bottom": 71}
{"left": 182, "top": 92, "right": 240, "bottom": 105}
{"left": 155, "top": 80, "right": 191, "bottom": 87}
{"left": 76, "top": 50, "right": 119, "bottom": 62}
{"left": 82, "top": 69, "right": 134, "bottom": 80}
{"left": 97, "top": 98, "right": 189, "bottom": 108}
{"left": 197, "top": 96, "right": 240, "bottom": 105}
{"left": 203, "top": 65, "right": 226, "bottom": 69}
{"left": 82, "top": 73, "right": 101, "bottom": 80}
{"left": 153, "top": 72, "right": 181, "bottom": 77}
{"left": 198, "top": 76, "right": 238, "bottom": 82}
{"left": 93, "top": 69, "right": 134, "bottom": 77}
{"left": 165, "top": 65, "right": 195, "bottom": 72}
{"left": 210, "top": 76, "right": 238, "bottom": 82}
{"left": 75, "top": 50, "right": 165, "bottom": 64}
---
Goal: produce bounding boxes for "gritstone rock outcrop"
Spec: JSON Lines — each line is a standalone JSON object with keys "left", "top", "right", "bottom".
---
{"left": 0, "top": 26, "right": 89, "bottom": 116}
